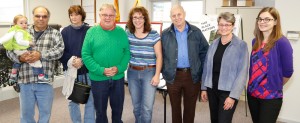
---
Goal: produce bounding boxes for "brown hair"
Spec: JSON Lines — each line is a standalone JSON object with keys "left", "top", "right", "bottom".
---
{"left": 127, "top": 6, "right": 151, "bottom": 34}
{"left": 68, "top": 5, "right": 86, "bottom": 21}
{"left": 253, "top": 7, "right": 283, "bottom": 52}
{"left": 13, "top": 14, "right": 27, "bottom": 25}
{"left": 217, "top": 12, "right": 235, "bottom": 25}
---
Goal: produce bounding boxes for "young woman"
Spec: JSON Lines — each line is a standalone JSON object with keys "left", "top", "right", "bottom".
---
{"left": 60, "top": 5, "right": 95, "bottom": 123}
{"left": 247, "top": 7, "right": 293, "bottom": 123}
{"left": 201, "top": 12, "right": 249, "bottom": 123}
{"left": 126, "top": 6, "right": 162, "bottom": 123}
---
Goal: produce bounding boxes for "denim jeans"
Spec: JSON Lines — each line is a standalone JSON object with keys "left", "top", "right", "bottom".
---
{"left": 91, "top": 78, "right": 125, "bottom": 123}
{"left": 19, "top": 83, "right": 54, "bottom": 123}
{"left": 69, "top": 74, "right": 95, "bottom": 123}
{"left": 127, "top": 67, "right": 157, "bottom": 123}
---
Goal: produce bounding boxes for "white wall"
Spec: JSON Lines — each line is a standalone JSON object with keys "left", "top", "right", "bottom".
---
{"left": 1, "top": 0, "right": 299, "bottom": 122}
{"left": 275, "top": 0, "right": 300, "bottom": 122}
{"left": 0, "top": 0, "right": 72, "bottom": 36}
{"left": 26, "top": 0, "right": 72, "bottom": 27}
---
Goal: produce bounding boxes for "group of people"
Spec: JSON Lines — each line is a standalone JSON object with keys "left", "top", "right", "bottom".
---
{"left": 0, "top": 2, "right": 293, "bottom": 123}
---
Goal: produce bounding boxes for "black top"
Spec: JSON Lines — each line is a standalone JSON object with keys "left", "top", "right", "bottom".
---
{"left": 212, "top": 39, "right": 231, "bottom": 90}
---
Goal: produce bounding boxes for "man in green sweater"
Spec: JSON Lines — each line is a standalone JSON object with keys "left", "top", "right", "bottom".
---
{"left": 81, "top": 4, "right": 130, "bottom": 123}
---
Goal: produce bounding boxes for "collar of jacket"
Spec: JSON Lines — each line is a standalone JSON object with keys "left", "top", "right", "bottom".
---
{"left": 215, "top": 33, "right": 241, "bottom": 46}
{"left": 165, "top": 21, "right": 198, "bottom": 34}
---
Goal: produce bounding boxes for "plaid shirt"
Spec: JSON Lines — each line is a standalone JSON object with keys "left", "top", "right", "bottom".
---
{"left": 7, "top": 26, "right": 64, "bottom": 83}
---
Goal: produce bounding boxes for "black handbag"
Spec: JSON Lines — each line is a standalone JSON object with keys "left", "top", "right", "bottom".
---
{"left": 68, "top": 74, "right": 91, "bottom": 104}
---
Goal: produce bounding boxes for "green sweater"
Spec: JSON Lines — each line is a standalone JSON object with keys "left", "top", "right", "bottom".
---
{"left": 82, "top": 25, "right": 130, "bottom": 81}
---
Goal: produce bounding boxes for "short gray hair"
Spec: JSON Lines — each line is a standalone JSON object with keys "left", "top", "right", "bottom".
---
{"left": 217, "top": 12, "right": 235, "bottom": 25}
{"left": 170, "top": 4, "right": 185, "bottom": 16}
{"left": 99, "top": 4, "right": 116, "bottom": 13}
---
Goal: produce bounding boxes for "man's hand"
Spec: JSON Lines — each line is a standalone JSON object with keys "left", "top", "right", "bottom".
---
{"left": 19, "top": 51, "right": 31, "bottom": 62}
{"left": 19, "top": 51, "right": 41, "bottom": 63}
{"left": 103, "top": 66, "right": 118, "bottom": 77}
{"left": 28, "top": 51, "right": 41, "bottom": 63}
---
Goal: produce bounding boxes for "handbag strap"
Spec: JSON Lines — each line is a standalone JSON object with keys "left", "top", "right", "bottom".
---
{"left": 76, "top": 68, "right": 89, "bottom": 85}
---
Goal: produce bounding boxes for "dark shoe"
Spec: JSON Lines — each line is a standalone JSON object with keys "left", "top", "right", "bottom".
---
{"left": 13, "top": 84, "right": 20, "bottom": 93}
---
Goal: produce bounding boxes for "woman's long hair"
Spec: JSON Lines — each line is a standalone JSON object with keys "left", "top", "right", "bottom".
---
{"left": 126, "top": 6, "right": 151, "bottom": 34}
{"left": 253, "top": 7, "right": 283, "bottom": 52}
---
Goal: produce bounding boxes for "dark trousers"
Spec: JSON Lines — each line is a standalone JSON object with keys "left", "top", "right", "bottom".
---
{"left": 247, "top": 95, "right": 282, "bottom": 123}
{"left": 166, "top": 71, "right": 200, "bottom": 123}
{"left": 91, "top": 78, "right": 125, "bottom": 123}
{"left": 207, "top": 88, "right": 238, "bottom": 123}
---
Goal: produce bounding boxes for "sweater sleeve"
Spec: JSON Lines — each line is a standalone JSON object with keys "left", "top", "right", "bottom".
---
{"left": 278, "top": 37, "right": 293, "bottom": 77}
{"left": 81, "top": 28, "right": 105, "bottom": 76}
{"left": 0, "top": 31, "right": 15, "bottom": 44}
{"left": 14, "top": 31, "right": 30, "bottom": 46}
{"left": 59, "top": 28, "right": 73, "bottom": 68}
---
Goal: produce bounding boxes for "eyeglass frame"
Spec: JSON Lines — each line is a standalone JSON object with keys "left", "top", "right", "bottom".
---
{"left": 132, "top": 16, "right": 144, "bottom": 21}
{"left": 256, "top": 18, "right": 274, "bottom": 23}
{"left": 101, "top": 14, "right": 116, "bottom": 18}
{"left": 218, "top": 24, "right": 233, "bottom": 28}
{"left": 34, "top": 15, "right": 48, "bottom": 19}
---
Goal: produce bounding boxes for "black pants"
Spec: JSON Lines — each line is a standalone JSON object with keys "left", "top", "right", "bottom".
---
{"left": 207, "top": 88, "right": 238, "bottom": 123}
{"left": 247, "top": 95, "right": 282, "bottom": 123}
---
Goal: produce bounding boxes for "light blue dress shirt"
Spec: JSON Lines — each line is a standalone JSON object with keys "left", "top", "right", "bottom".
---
{"left": 174, "top": 24, "right": 190, "bottom": 68}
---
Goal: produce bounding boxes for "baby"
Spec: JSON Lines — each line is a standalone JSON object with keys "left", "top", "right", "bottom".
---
{"left": 0, "top": 14, "right": 48, "bottom": 84}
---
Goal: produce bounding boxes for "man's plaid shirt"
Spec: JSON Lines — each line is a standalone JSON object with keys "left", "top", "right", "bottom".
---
{"left": 7, "top": 26, "right": 64, "bottom": 83}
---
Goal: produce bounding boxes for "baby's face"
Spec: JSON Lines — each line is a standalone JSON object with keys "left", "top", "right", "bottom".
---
{"left": 17, "top": 17, "right": 28, "bottom": 30}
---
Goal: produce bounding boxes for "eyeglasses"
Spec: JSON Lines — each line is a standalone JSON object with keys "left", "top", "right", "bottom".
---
{"left": 218, "top": 24, "right": 232, "bottom": 27}
{"left": 34, "top": 15, "right": 48, "bottom": 19}
{"left": 256, "top": 18, "right": 274, "bottom": 23}
{"left": 132, "top": 16, "right": 144, "bottom": 21}
{"left": 101, "top": 14, "right": 115, "bottom": 18}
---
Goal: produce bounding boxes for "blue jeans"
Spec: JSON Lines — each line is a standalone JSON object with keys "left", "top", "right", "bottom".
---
{"left": 91, "top": 78, "right": 125, "bottom": 123}
{"left": 19, "top": 83, "right": 53, "bottom": 123}
{"left": 127, "top": 68, "right": 157, "bottom": 123}
{"left": 69, "top": 74, "right": 95, "bottom": 123}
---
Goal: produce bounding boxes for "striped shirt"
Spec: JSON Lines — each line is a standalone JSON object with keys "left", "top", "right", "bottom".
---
{"left": 127, "top": 30, "right": 160, "bottom": 66}
{"left": 6, "top": 26, "right": 64, "bottom": 83}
